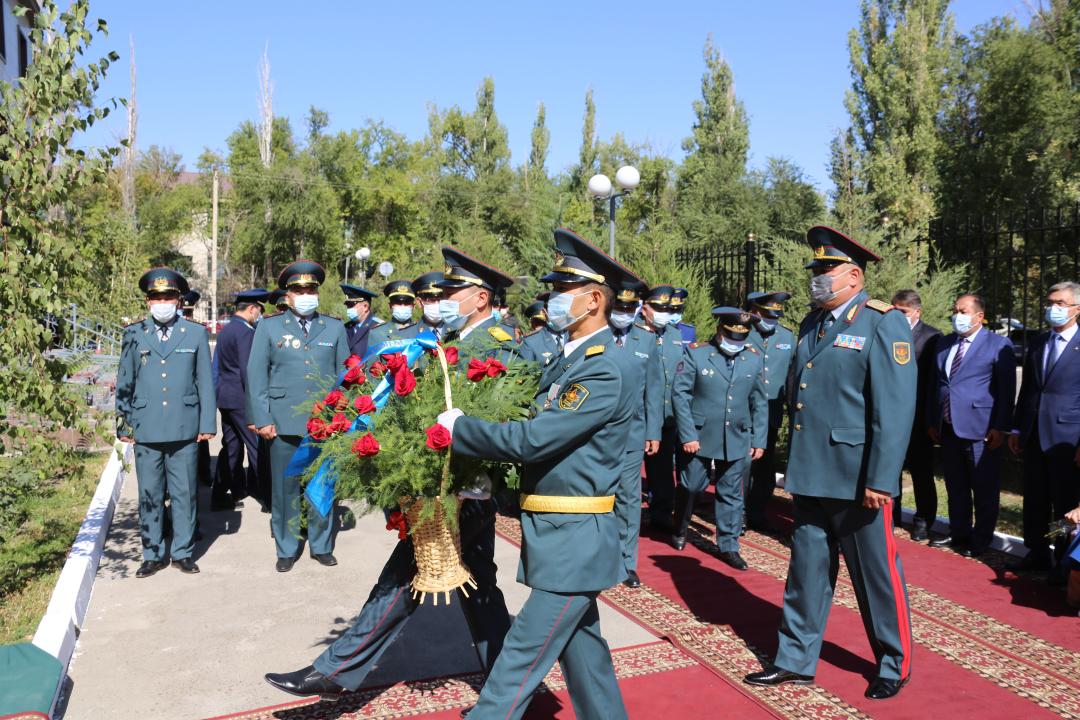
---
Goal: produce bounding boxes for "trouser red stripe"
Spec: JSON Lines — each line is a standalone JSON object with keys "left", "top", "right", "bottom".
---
{"left": 882, "top": 499, "right": 912, "bottom": 678}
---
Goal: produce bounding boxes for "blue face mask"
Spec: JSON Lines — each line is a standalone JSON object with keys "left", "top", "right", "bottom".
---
{"left": 719, "top": 336, "right": 746, "bottom": 355}
{"left": 345, "top": 306, "right": 359, "bottom": 322}
{"left": 547, "top": 290, "right": 590, "bottom": 332}
{"left": 670, "top": 312, "right": 683, "bottom": 326}
{"left": 439, "top": 290, "right": 479, "bottom": 332}
{"left": 292, "top": 294, "right": 319, "bottom": 317}
{"left": 951, "top": 313, "right": 973, "bottom": 334}
{"left": 491, "top": 308, "right": 504, "bottom": 323}
{"left": 610, "top": 311, "right": 636, "bottom": 330}
{"left": 391, "top": 305, "right": 413, "bottom": 323}
{"left": 1046, "top": 305, "right": 1075, "bottom": 328}
{"left": 650, "top": 311, "right": 672, "bottom": 328}
{"left": 756, "top": 317, "right": 777, "bottom": 332}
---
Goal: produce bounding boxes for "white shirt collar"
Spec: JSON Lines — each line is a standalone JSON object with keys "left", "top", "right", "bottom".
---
{"left": 1052, "top": 323, "right": 1078, "bottom": 344}
{"left": 959, "top": 325, "right": 983, "bottom": 343}
{"left": 563, "top": 326, "right": 607, "bottom": 357}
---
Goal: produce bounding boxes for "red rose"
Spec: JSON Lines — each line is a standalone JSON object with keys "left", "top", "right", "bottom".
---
{"left": 343, "top": 364, "right": 366, "bottom": 386}
{"left": 310, "top": 400, "right": 326, "bottom": 417}
{"left": 466, "top": 357, "right": 489, "bottom": 382}
{"left": 328, "top": 413, "right": 350, "bottom": 434}
{"left": 443, "top": 346, "right": 459, "bottom": 365}
{"left": 324, "top": 389, "right": 344, "bottom": 407}
{"left": 385, "top": 510, "right": 408, "bottom": 540}
{"left": 369, "top": 361, "right": 387, "bottom": 378}
{"left": 352, "top": 433, "right": 380, "bottom": 458}
{"left": 344, "top": 354, "right": 363, "bottom": 370}
{"left": 353, "top": 395, "right": 376, "bottom": 415}
{"left": 394, "top": 367, "right": 417, "bottom": 396}
{"left": 383, "top": 353, "right": 408, "bottom": 373}
{"left": 485, "top": 359, "right": 507, "bottom": 378}
{"left": 306, "top": 417, "right": 330, "bottom": 441}
{"left": 425, "top": 423, "right": 452, "bottom": 452}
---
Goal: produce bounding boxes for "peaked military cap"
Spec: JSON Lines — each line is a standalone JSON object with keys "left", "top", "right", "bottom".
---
{"left": 644, "top": 285, "right": 675, "bottom": 305}
{"left": 412, "top": 272, "right": 444, "bottom": 297}
{"left": 540, "top": 228, "right": 636, "bottom": 290}
{"left": 383, "top": 280, "right": 416, "bottom": 301}
{"left": 340, "top": 283, "right": 376, "bottom": 302}
{"left": 524, "top": 301, "right": 548, "bottom": 322}
{"left": 138, "top": 267, "right": 188, "bottom": 296}
{"left": 182, "top": 290, "right": 201, "bottom": 309}
{"left": 234, "top": 288, "right": 270, "bottom": 303}
{"left": 747, "top": 290, "right": 792, "bottom": 318}
{"left": 712, "top": 306, "right": 755, "bottom": 336}
{"left": 268, "top": 289, "right": 288, "bottom": 309}
{"left": 278, "top": 260, "right": 326, "bottom": 289}
{"left": 804, "top": 226, "right": 881, "bottom": 269}
{"left": 437, "top": 247, "right": 514, "bottom": 292}
{"left": 671, "top": 288, "right": 689, "bottom": 307}
{"left": 615, "top": 279, "right": 647, "bottom": 305}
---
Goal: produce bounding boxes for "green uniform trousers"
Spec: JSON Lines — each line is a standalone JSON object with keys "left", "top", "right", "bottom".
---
{"left": 775, "top": 494, "right": 913, "bottom": 681}
{"left": 133, "top": 440, "right": 198, "bottom": 562}
{"left": 616, "top": 448, "right": 644, "bottom": 577}
{"left": 469, "top": 588, "right": 627, "bottom": 720}
{"left": 676, "top": 454, "right": 748, "bottom": 553}
{"left": 269, "top": 435, "right": 333, "bottom": 559}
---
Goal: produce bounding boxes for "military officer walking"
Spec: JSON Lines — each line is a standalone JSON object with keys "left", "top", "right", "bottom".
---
{"left": 247, "top": 260, "right": 350, "bottom": 572}
{"left": 340, "top": 284, "right": 378, "bottom": 358}
{"left": 743, "top": 291, "right": 797, "bottom": 531}
{"left": 672, "top": 308, "right": 767, "bottom": 569}
{"left": 745, "top": 227, "right": 916, "bottom": 700}
{"left": 368, "top": 280, "right": 419, "bottom": 346}
{"left": 517, "top": 301, "right": 562, "bottom": 363}
{"left": 443, "top": 228, "right": 636, "bottom": 720}
{"left": 116, "top": 268, "right": 216, "bottom": 577}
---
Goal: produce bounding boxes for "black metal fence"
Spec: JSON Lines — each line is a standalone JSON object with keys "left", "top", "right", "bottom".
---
{"left": 920, "top": 204, "right": 1080, "bottom": 361}
{"left": 674, "top": 236, "right": 777, "bottom": 307}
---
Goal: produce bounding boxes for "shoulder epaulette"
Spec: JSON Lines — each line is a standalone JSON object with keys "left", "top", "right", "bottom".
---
{"left": 123, "top": 319, "right": 142, "bottom": 329}
{"left": 633, "top": 321, "right": 652, "bottom": 332}
{"left": 585, "top": 344, "right": 605, "bottom": 357}
{"left": 488, "top": 326, "right": 513, "bottom": 342}
{"left": 866, "top": 299, "right": 893, "bottom": 314}
{"left": 372, "top": 320, "right": 387, "bottom": 329}
{"left": 523, "top": 328, "right": 540, "bottom": 338}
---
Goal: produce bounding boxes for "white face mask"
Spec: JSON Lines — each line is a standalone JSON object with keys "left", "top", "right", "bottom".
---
{"left": 292, "top": 294, "right": 319, "bottom": 316}
{"left": 719, "top": 336, "right": 746, "bottom": 355}
{"left": 610, "top": 311, "right": 636, "bottom": 330}
{"left": 951, "top": 313, "right": 973, "bottom": 334}
{"left": 150, "top": 302, "right": 177, "bottom": 324}
{"left": 423, "top": 302, "right": 442, "bottom": 324}
{"left": 756, "top": 317, "right": 777, "bottom": 332}
{"left": 547, "top": 290, "right": 591, "bottom": 332}
{"left": 670, "top": 312, "right": 683, "bottom": 325}
{"left": 650, "top": 311, "right": 672, "bottom": 328}
{"left": 345, "top": 306, "right": 360, "bottom": 322}
{"left": 391, "top": 305, "right": 413, "bottom": 323}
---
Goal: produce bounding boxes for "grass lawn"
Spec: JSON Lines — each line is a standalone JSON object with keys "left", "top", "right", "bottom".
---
{"left": 0, "top": 450, "right": 111, "bottom": 645}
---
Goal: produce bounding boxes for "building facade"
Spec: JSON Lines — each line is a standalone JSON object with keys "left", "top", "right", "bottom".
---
{"left": 0, "top": 0, "right": 36, "bottom": 85}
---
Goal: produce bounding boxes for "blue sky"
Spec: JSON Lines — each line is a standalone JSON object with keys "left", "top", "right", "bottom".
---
{"left": 79, "top": 0, "right": 1028, "bottom": 192}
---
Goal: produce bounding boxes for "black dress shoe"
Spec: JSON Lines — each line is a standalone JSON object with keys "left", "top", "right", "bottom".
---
{"left": 135, "top": 560, "right": 167, "bottom": 578}
{"left": 265, "top": 665, "right": 347, "bottom": 700}
{"left": 865, "top": 675, "right": 909, "bottom": 699}
{"left": 276, "top": 557, "right": 296, "bottom": 573}
{"left": 718, "top": 551, "right": 749, "bottom": 571}
{"left": 961, "top": 545, "right": 988, "bottom": 558}
{"left": 622, "top": 570, "right": 641, "bottom": 588}
{"left": 1005, "top": 553, "right": 1052, "bottom": 572}
{"left": 171, "top": 558, "right": 200, "bottom": 574}
{"left": 744, "top": 664, "right": 813, "bottom": 687}
{"left": 311, "top": 553, "right": 338, "bottom": 567}
{"left": 909, "top": 525, "right": 929, "bottom": 542}
{"left": 671, "top": 535, "right": 686, "bottom": 551}
{"left": 928, "top": 534, "right": 953, "bottom": 547}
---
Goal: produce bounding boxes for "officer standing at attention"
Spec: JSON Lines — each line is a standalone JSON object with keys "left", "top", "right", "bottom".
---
{"left": 744, "top": 226, "right": 916, "bottom": 700}
{"left": 116, "top": 268, "right": 216, "bottom": 577}
{"left": 441, "top": 228, "right": 636, "bottom": 720}
{"left": 368, "top": 280, "right": 419, "bottom": 347}
{"left": 743, "top": 291, "right": 796, "bottom": 532}
{"left": 608, "top": 281, "right": 663, "bottom": 588}
{"left": 246, "top": 260, "right": 350, "bottom": 572}
{"left": 212, "top": 289, "right": 268, "bottom": 512}
{"left": 640, "top": 285, "right": 690, "bottom": 532}
{"left": 340, "top": 284, "right": 378, "bottom": 359}
{"left": 412, "top": 271, "right": 445, "bottom": 337}
{"left": 517, "top": 301, "right": 562, "bottom": 363}
{"left": 670, "top": 287, "right": 697, "bottom": 343}
{"left": 672, "top": 308, "right": 766, "bottom": 568}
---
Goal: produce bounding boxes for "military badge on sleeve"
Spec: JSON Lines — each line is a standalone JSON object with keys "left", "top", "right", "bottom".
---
{"left": 892, "top": 341, "right": 911, "bottom": 365}
{"left": 558, "top": 383, "right": 590, "bottom": 411}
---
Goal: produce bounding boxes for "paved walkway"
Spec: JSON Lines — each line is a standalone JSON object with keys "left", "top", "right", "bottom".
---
{"left": 63, "top": 437, "right": 654, "bottom": 720}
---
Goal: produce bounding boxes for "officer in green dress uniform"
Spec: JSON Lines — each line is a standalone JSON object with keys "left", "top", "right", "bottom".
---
{"left": 340, "top": 284, "right": 378, "bottom": 359}
{"left": 412, "top": 271, "right": 445, "bottom": 338}
{"left": 743, "top": 291, "right": 796, "bottom": 531}
{"left": 640, "top": 285, "right": 690, "bottom": 531}
{"left": 368, "top": 280, "right": 419, "bottom": 346}
{"left": 744, "top": 226, "right": 916, "bottom": 701}
{"left": 517, "top": 301, "right": 563, "bottom": 363}
{"left": 671, "top": 308, "right": 767, "bottom": 569}
{"left": 608, "top": 281, "right": 663, "bottom": 587}
{"left": 445, "top": 228, "right": 636, "bottom": 720}
{"left": 116, "top": 268, "right": 216, "bottom": 578}
{"left": 246, "top": 260, "right": 350, "bottom": 572}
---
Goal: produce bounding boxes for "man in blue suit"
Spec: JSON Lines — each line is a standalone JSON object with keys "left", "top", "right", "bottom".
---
{"left": 212, "top": 289, "right": 268, "bottom": 512}
{"left": 926, "top": 294, "right": 1015, "bottom": 557}
{"left": 1008, "top": 281, "right": 1080, "bottom": 579}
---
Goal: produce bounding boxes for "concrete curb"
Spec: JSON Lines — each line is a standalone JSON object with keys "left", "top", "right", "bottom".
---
{"left": 32, "top": 441, "right": 130, "bottom": 716}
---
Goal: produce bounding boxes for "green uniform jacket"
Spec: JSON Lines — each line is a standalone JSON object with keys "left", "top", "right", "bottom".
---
{"left": 651, "top": 324, "right": 689, "bottom": 426}
{"left": 245, "top": 311, "right": 350, "bottom": 437}
{"left": 115, "top": 317, "right": 216, "bottom": 442}
{"left": 747, "top": 324, "right": 796, "bottom": 428}
{"left": 785, "top": 292, "right": 917, "bottom": 500}
{"left": 453, "top": 327, "right": 634, "bottom": 593}
{"left": 444, "top": 316, "right": 519, "bottom": 362}
{"left": 673, "top": 339, "right": 767, "bottom": 460}
{"left": 610, "top": 324, "right": 664, "bottom": 450}
{"left": 517, "top": 327, "right": 561, "bottom": 364}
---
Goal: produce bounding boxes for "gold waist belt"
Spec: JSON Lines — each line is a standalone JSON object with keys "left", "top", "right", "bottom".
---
{"left": 519, "top": 494, "right": 615, "bottom": 514}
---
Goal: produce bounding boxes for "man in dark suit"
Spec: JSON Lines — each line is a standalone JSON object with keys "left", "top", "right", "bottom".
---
{"left": 212, "top": 289, "right": 268, "bottom": 511}
{"left": 891, "top": 290, "right": 943, "bottom": 540}
{"left": 926, "top": 294, "right": 1015, "bottom": 557}
{"left": 1008, "top": 281, "right": 1080, "bottom": 580}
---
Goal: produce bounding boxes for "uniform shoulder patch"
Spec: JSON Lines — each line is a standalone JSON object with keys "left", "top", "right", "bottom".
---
{"left": 866, "top": 299, "right": 894, "bottom": 314}
{"left": 488, "top": 326, "right": 513, "bottom": 342}
{"left": 585, "top": 344, "right": 605, "bottom": 357}
{"left": 558, "top": 383, "right": 590, "bottom": 411}
{"left": 893, "top": 341, "right": 912, "bottom": 365}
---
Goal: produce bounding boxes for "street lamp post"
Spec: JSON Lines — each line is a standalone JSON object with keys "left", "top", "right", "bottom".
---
{"left": 587, "top": 165, "right": 640, "bottom": 258}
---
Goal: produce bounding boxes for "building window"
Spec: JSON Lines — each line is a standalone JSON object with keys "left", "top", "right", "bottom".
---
{"left": 18, "top": 30, "right": 28, "bottom": 76}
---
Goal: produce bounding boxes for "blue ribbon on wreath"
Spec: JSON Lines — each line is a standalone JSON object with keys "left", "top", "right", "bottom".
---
{"left": 287, "top": 328, "right": 440, "bottom": 517}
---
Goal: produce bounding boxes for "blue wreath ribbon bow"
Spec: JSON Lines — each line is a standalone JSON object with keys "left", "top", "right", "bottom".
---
{"left": 290, "top": 328, "right": 440, "bottom": 517}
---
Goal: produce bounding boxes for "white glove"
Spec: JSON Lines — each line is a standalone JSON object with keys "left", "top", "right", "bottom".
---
{"left": 437, "top": 408, "right": 464, "bottom": 436}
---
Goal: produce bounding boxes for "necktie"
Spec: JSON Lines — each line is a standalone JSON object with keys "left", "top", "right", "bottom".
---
{"left": 943, "top": 339, "right": 967, "bottom": 424}
{"left": 615, "top": 332, "right": 625, "bottom": 347}
{"left": 1048, "top": 334, "right": 1065, "bottom": 370}
{"left": 159, "top": 325, "right": 170, "bottom": 343}
{"left": 300, "top": 318, "right": 310, "bottom": 336}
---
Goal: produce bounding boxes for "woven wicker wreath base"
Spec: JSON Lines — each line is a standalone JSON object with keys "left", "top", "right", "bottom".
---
{"left": 403, "top": 496, "right": 477, "bottom": 606}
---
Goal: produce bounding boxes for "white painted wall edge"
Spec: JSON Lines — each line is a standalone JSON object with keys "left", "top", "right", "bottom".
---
{"left": 32, "top": 441, "right": 130, "bottom": 716}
